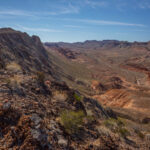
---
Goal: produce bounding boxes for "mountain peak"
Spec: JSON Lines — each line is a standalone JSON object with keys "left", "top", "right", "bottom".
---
{"left": 0, "top": 28, "right": 51, "bottom": 74}
{"left": 0, "top": 27, "right": 18, "bottom": 33}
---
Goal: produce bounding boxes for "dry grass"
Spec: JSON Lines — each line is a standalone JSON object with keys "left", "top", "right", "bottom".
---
{"left": 52, "top": 91, "right": 68, "bottom": 101}
{"left": 6, "top": 75, "right": 23, "bottom": 88}
{"left": 103, "top": 117, "right": 130, "bottom": 138}
{"left": 6, "top": 62, "right": 21, "bottom": 72}
{"left": 36, "top": 71, "right": 45, "bottom": 83}
{"left": 96, "top": 125, "right": 112, "bottom": 137}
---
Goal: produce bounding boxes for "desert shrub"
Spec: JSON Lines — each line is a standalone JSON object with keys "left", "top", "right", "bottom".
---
{"left": 84, "top": 110, "right": 95, "bottom": 124}
{"left": 117, "top": 117, "right": 126, "bottom": 127}
{"left": 104, "top": 117, "right": 125, "bottom": 128}
{"left": 86, "top": 115, "right": 95, "bottom": 123}
{"left": 36, "top": 71, "right": 45, "bottom": 83}
{"left": 4, "top": 75, "right": 24, "bottom": 95}
{"left": 60, "top": 110, "right": 85, "bottom": 134}
{"left": 104, "top": 117, "right": 130, "bottom": 138}
{"left": 118, "top": 127, "right": 130, "bottom": 138}
{"left": 96, "top": 126, "right": 112, "bottom": 137}
{"left": 74, "top": 93, "right": 83, "bottom": 102}
{"left": 133, "top": 127, "right": 145, "bottom": 139}
{"left": 104, "top": 118, "right": 118, "bottom": 132}
{"left": 6, "top": 62, "right": 21, "bottom": 72}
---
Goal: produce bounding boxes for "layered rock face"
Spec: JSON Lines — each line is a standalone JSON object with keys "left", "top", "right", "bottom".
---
{"left": 0, "top": 28, "right": 51, "bottom": 73}
{"left": 45, "top": 42, "right": 80, "bottom": 59}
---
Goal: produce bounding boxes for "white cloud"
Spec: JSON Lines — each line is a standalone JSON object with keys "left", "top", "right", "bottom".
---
{"left": 138, "top": 2, "right": 150, "bottom": 9}
{"left": 85, "top": 0, "right": 108, "bottom": 8}
{"left": 17, "top": 26, "right": 64, "bottom": 33}
{"left": 0, "top": 4, "right": 79, "bottom": 18}
{"left": 64, "top": 18, "right": 146, "bottom": 27}
{"left": 115, "top": 32, "right": 128, "bottom": 35}
{"left": 64, "top": 25, "right": 85, "bottom": 28}
{"left": 133, "top": 29, "right": 150, "bottom": 32}
{"left": 0, "top": 10, "right": 34, "bottom": 17}
{"left": 58, "top": 4, "right": 79, "bottom": 14}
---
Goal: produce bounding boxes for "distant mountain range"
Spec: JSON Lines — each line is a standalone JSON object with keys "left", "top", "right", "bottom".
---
{"left": 45, "top": 40, "right": 150, "bottom": 51}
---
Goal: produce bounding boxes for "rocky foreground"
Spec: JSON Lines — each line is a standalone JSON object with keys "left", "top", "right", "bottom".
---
{"left": 0, "top": 28, "right": 150, "bottom": 150}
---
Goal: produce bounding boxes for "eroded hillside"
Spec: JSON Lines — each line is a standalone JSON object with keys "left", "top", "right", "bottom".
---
{"left": 45, "top": 40, "right": 150, "bottom": 122}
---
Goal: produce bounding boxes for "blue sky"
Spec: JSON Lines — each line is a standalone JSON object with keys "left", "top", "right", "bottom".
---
{"left": 0, "top": 0, "right": 150, "bottom": 42}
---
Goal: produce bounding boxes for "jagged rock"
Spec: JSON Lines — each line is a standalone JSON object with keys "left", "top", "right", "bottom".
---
{"left": 0, "top": 28, "right": 51, "bottom": 73}
{"left": 142, "top": 117, "right": 150, "bottom": 124}
{"left": 31, "top": 129, "right": 49, "bottom": 148}
{"left": 45, "top": 43, "right": 78, "bottom": 59}
{"left": 30, "top": 113, "right": 42, "bottom": 126}
{"left": 105, "top": 107, "right": 117, "bottom": 119}
{"left": 2, "top": 102, "right": 11, "bottom": 111}
{"left": 57, "top": 135, "right": 68, "bottom": 147}
{"left": 48, "top": 120, "right": 62, "bottom": 134}
{"left": 31, "top": 129, "right": 41, "bottom": 141}
{"left": 83, "top": 97, "right": 109, "bottom": 119}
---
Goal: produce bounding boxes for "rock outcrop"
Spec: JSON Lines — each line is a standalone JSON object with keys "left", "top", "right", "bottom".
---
{"left": 0, "top": 28, "right": 51, "bottom": 73}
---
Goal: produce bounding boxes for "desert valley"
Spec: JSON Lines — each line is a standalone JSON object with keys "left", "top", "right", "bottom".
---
{"left": 0, "top": 28, "right": 149, "bottom": 149}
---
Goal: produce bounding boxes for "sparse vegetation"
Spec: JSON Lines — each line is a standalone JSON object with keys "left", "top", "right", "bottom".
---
{"left": 74, "top": 93, "right": 83, "bottom": 102}
{"left": 137, "top": 131, "right": 145, "bottom": 139}
{"left": 53, "top": 90, "right": 68, "bottom": 101}
{"left": 6, "top": 62, "right": 21, "bottom": 72}
{"left": 118, "top": 127, "right": 130, "bottom": 138}
{"left": 60, "top": 110, "right": 85, "bottom": 134}
{"left": 96, "top": 126, "right": 112, "bottom": 137}
{"left": 133, "top": 127, "right": 145, "bottom": 139}
{"left": 36, "top": 71, "right": 45, "bottom": 83}
{"left": 117, "top": 117, "right": 126, "bottom": 127}
{"left": 104, "top": 118, "right": 118, "bottom": 132}
{"left": 5, "top": 75, "right": 22, "bottom": 88}
{"left": 4, "top": 75, "right": 23, "bottom": 95}
{"left": 104, "top": 117, "right": 130, "bottom": 138}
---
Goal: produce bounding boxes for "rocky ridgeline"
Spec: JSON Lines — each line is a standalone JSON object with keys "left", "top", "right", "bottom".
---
{"left": 45, "top": 43, "right": 80, "bottom": 59}
{"left": 0, "top": 28, "right": 51, "bottom": 74}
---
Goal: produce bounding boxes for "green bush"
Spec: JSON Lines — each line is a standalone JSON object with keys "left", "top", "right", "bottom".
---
{"left": 104, "top": 118, "right": 118, "bottom": 132}
{"left": 60, "top": 110, "right": 85, "bottom": 134}
{"left": 104, "top": 117, "right": 130, "bottom": 138}
{"left": 117, "top": 117, "right": 126, "bottom": 127}
{"left": 119, "top": 127, "right": 130, "bottom": 138}
{"left": 74, "top": 93, "right": 83, "bottom": 102}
